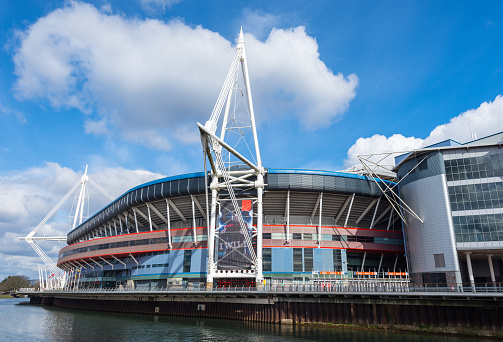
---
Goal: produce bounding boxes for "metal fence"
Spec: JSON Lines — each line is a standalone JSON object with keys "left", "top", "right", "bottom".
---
{"left": 34, "top": 282, "right": 503, "bottom": 294}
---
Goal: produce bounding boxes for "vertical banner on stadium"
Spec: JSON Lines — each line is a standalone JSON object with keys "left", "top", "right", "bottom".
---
{"left": 216, "top": 199, "right": 254, "bottom": 270}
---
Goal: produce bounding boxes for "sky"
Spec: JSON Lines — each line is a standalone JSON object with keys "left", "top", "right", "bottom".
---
{"left": 1, "top": 0, "right": 502, "bottom": 280}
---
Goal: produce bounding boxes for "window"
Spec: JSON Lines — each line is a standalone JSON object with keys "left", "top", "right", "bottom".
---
{"left": 183, "top": 250, "right": 192, "bottom": 273}
{"left": 263, "top": 233, "right": 271, "bottom": 239}
{"left": 196, "top": 235, "right": 208, "bottom": 242}
{"left": 272, "top": 233, "right": 287, "bottom": 239}
{"left": 293, "top": 233, "right": 302, "bottom": 240}
{"left": 332, "top": 235, "right": 341, "bottom": 241}
{"left": 333, "top": 250, "right": 341, "bottom": 271}
{"left": 434, "top": 254, "right": 445, "bottom": 268}
{"left": 346, "top": 252, "right": 364, "bottom": 271}
{"left": 322, "top": 234, "right": 332, "bottom": 241}
{"left": 263, "top": 248, "right": 272, "bottom": 272}
{"left": 448, "top": 182, "right": 503, "bottom": 212}
{"left": 445, "top": 153, "right": 503, "bottom": 182}
{"left": 172, "top": 236, "right": 193, "bottom": 243}
{"left": 293, "top": 248, "right": 303, "bottom": 272}
{"left": 304, "top": 249, "right": 313, "bottom": 272}
{"left": 303, "top": 233, "right": 312, "bottom": 240}
{"left": 453, "top": 213, "right": 503, "bottom": 243}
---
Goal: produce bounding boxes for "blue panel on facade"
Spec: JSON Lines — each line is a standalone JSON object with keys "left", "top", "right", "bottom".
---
{"left": 271, "top": 248, "right": 293, "bottom": 272}
{"left": 323, "top": 249, "right": 334, "bottom": 272}
{"left": 313, "top": 248, "right": 324, "bottom": 271}
{"left": 191, "top": 249, "right": 207, "bottom": 273}
{"left": 168, "top": 250, "right": 184, "bottom": 274}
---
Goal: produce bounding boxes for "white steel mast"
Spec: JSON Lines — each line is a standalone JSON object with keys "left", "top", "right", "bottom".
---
{"left": 199, "top": 29, "right": 265, "bottom": 286}
{"left": 19, "top": 165, "right": 114, "bottom": 289}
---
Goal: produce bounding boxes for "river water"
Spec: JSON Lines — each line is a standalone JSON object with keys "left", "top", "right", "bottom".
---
{"left": 0, "top": 298, "right": 498, "bottom": 342}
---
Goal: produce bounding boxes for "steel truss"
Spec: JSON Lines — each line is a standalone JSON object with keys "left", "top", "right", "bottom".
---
{"left": 19, "top": 165, "right": 114, "bottom": 290}
{"left": 198, "top": 29, "right": 265, "bottom": 285}
{"left": 353, "top": 152, "right": 424, "bottom": 226}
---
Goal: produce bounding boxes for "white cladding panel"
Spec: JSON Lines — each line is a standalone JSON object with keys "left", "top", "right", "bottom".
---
{"left": 401, "top": 174, "right": 460, "bottom": 277}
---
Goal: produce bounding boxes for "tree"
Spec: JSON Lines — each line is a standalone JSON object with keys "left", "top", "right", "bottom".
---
{"left": 0, "top": 275, "right": 30, "bottom": 292}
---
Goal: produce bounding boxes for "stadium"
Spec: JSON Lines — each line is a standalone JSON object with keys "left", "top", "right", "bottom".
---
{"left": 53, "top": 30, "right": 409, "bottom": 288}
{"left": 57, "top": 169, "right": 406, "bottom": 289}
{"left": 38, "top": 30, "right": 502, "bottom": 291}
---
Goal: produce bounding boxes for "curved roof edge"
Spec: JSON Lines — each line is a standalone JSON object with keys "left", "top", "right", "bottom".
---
{"left": 67, "top": 168, "right": 393, "bottom": 244}
{"left": 123, "top": 172, "right": 205, "bottom": 195}
{"left": 268, "top": 168, "right": 394, "bottom": 184}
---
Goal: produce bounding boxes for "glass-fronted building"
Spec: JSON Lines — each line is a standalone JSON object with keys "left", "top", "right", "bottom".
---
{"left": 395, "top": 132, "right": 503, "bottom": 286}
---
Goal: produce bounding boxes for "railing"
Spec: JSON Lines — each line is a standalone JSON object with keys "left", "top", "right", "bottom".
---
{"left": 32, "top": 282, "right": 503, "bottom": 295}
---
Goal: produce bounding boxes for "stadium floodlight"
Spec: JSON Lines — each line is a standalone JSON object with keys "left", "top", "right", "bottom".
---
{"left": 198, "top": 29, "right": 265, "bottom": 286}
{"left": 18, "top": 165, "right": 114, "bottom": 289}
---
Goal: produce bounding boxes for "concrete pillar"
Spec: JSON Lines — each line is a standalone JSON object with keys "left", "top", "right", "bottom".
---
{"left": 465, "top": 252, "right": 475, "bottom": 289}
{"left": 487, "top": 255, "right": 495, "bottom": 283}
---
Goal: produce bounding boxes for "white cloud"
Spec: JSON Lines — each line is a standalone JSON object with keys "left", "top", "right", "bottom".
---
{"left": 344, "top": 134, "right": 423, "bottom": 169}
{"left": 344, "top": 95, "right": 503, "bottom": 169}
{"left": 84, "top": 118, "right": 111, "bottom": 136}
{"left": 240, "top": 9, "right": 282, "bottom": 40}
{"left": 13, "top": 2, "right": 357, "bottom": 149}
{"left": 245, "top": 27, "right": 358, "bottom": 129}
{"left": 0, "top": 101, "right": 27, "bottom": 124}
{"left": 423, "top": 95, "right": 503, "bottom": 146}
{"left": 0, "top": 162, "right": 164, "bottom": 279}
{"left": 139, "top": 0, "right": 183, "bottom": 13}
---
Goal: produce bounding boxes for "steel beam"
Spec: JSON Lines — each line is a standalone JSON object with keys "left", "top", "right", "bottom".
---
{"left": 167, "top": 199, "right": 187, "bottom": 222}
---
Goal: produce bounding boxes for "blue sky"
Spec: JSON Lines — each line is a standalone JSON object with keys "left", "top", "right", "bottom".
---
{"left": 1, "top": 0, "right": 502, "bottom": 279}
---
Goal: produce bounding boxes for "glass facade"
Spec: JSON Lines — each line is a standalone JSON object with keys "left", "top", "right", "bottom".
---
{"left": 263, "top": 232, "right": 403, "bottom": 245}
{"left": 452, "top": 213, "right": 503, "bottom": 242}
{"left": 445, "top": 151, "right": 503, "bottom": 243}
{"left": 448, "top": 182, "right": 503, "bottom": 211}
{"left": 444, "top": 153, "right": 503, "bottom": 182}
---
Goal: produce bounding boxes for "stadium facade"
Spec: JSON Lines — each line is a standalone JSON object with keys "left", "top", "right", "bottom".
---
{"left": 57, "top": 169, "right": 407, "bottom": 288}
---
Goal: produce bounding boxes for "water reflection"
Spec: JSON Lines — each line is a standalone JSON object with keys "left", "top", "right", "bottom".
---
{"left": 0, "top": 298, "right": 496, "bottom": 342}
